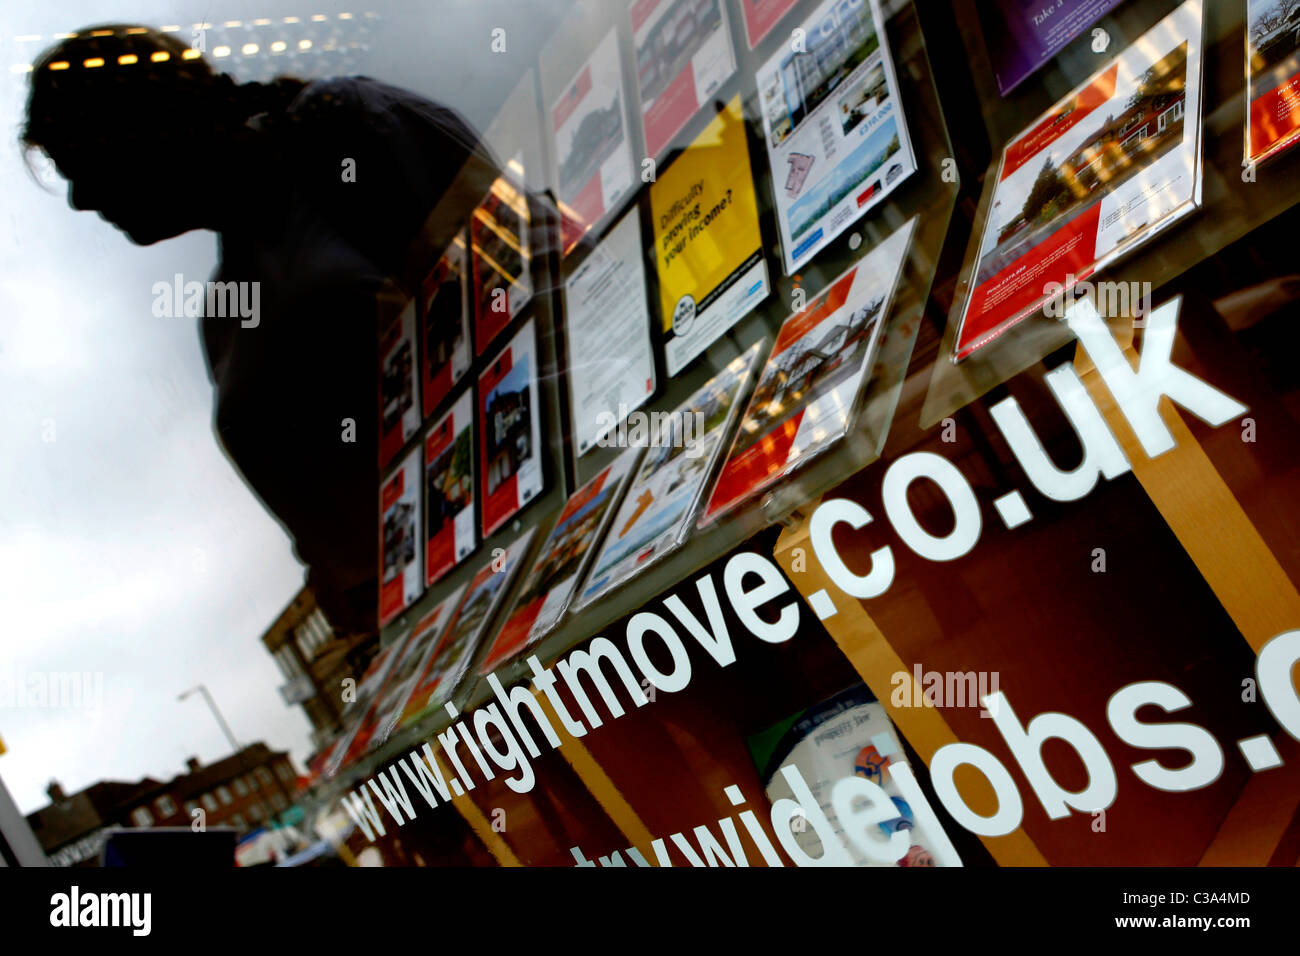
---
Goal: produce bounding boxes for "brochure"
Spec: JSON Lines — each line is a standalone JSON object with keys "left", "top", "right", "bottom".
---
{"left": 756, "top": 0, "right": 916, "bottom": 275}
{"left": 420, "top": 231, "right": 472, "bottom": 417}
{"left": 1247, "top": 0, "right": 1300, "bottom": 164}
{"left": 479, "top": 450, "right": 639, "bottom": 674}
{"left": 378, "top": 302, "right": 420, "bottom": 468}
{"left": 629, "top": 0, "right": 737, "bottom": 159}
{"left": 702, "top": 218, "right": 914, "bottom": 525}
{"left": 565, "top": 208, "right": 656, "bottom": 457}
{"left": 954, "top": 0, "right": 1204, "bottom": 361}
{"left": 379, "top": 444, "right": 423, "bottom": 627}
{"left": 399, "top": 528, "right": 537, "bottom": 727}
{"left": 424, "top": 390, "right": 476, "bottom": 587}
{"left": 575, "top": 342, "right": 763, "bottom": 609}
{"left": 478, "top": 320, "right": 545, "bottom": 537}
{"left": 470, "top": 156, "right": 532, "bottom": 356}
{"left": 650, "top": 94, "right": 770, "bottom": 377}
{"left": 747, "top": 684, "right": 959, "bottom": 867}
{"left": 552, "top": 27, "right": 637, "bottom": 254}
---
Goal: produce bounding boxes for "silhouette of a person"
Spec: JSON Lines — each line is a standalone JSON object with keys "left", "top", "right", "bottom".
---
{"left": 24, "top": 25, "right": 501, "bottom": 635}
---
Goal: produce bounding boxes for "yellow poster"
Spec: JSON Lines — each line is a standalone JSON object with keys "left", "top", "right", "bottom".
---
{"left": 650, "top": 95, "right": 770, "bottom": 376}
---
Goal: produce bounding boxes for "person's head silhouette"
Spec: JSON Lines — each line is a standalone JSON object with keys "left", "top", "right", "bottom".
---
{"left": 23, "top": 25, "right": 303, "bottom": 245}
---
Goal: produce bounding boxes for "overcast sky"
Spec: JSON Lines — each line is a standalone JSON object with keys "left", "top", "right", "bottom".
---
{"left": 0, "top": 0, "right": 563, "bottom": 815}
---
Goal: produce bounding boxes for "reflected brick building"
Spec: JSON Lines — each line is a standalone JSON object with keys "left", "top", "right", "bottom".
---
{"left": 26, "top": 743, "right": 298, "bottom": 866}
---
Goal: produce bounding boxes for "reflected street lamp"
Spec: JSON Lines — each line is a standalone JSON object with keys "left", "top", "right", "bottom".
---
{"left": 178, "top": 684, "right": 240, "bottom": 753}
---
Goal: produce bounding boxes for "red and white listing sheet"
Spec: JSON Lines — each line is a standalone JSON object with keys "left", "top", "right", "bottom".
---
{"left": 551, "top": 27, "right": 637, "bottom": 255}
{"left": 323, "top": 625, "right": 418, "bottom": 777}
{"left": 367, "top": 587, "right": 464, "bottom": 750}
{"left": 1247, "top": 0, "right": 1300, "bottom": 164}
{"left": 479, "top": 450, "right": 638, "bottom": 674}
{"left": 470, "top": 157, "right": 532, "bottom": 356}
{"left": 953, "top": 0, "right": 1204, "bottom": 362}
{"left": 424, "top": 390, "right": 476, "bottom": 587}
{"left": 420, "top": 231, "right": 472, "bottom": 417}
{"left": 629, "top": 0, "right": 737, "bottom": 160}
{"left": 701, "top": 219, "right": 915, "bottom": 525}
{"left": 478, "top": 320, "right": 544, "bottom": 538}
{"left": 378, "top": 301, "right": 420, "bottom": 469}
{"left": 738, "top": 0, "right": 799, "bottom": 49}
{"left": 401, "top": 529, "right": 536, "bottom": 723}
{"left": 379, "top": 445, "right": 423, "bottom": 627}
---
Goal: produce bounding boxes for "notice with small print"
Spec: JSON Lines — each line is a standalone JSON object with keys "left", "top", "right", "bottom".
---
{"left": 424, "top": 390, "right": 476, "bottom": 587}
{"left": 629, "top": 0, "right": 737, "bottom": 159}
{"left": 566, "top": 209, "right": 656, "bottom": 456}
{"left": 478, "top": 321, "right": 545, "bottom": 537}
{"left": 480, "top": 451, "right": 638, "bottom": 673}
{"left": 380, "top": 446, "right": 424, "bottom": 627}
{"left": 379, "top": 302, "right": 420, "bottom": 468}
{"left": 702, "top": 219, "right": 914, "bottom": 525}
{"left": 421, "top": 232, "right": 472, "bottom": 417}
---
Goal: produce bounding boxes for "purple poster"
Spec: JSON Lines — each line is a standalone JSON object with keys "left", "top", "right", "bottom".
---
{"left": 980, "top": 0, "right": 1126, "bottom": 96}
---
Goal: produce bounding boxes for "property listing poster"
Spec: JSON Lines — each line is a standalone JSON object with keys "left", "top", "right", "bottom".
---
{"left": 565, "top": 209, "right": 656, "bottom": 456}
{"left": 420, "top": 232, "right": 472, "bottom": 417}
{"left": 978, "top": 0, "right": 1125, "bottom": 96}
{"left": 552, "top": 27, "right": 637, "bottom": 255}
{"left": 400, "top": 529, "right": 536, "bottom": 728}
{"left": 576, "top": 342, "right": 763, "bottom": 609}
{"left": 424, "top": 390, "right": 476, "bottom": 587}
{"left": 739, "top": 0, "right": 800, "bottom": 49}
{"left": 369, "top": 586, "right": 464, "bottom": 748}
{"left": 479, "top": 451, "right": 639, "bottom": 674}
{"left": 629, "top": 0, "right": 737, "bottom": 159}
{"left": 955, "top": 0, "right": 1204, "bottom": 362}
{"left": 748, "top": 684, "right": 960, "bottom": 867}
{"left": 1247, "top": 0, "right": 1300, "bottom": 164}
{"left": 379, "top": 302, "right": 420, "bottom": 469}
{"left": 651, "top": 94, "right": 770, "bottom": 376}
{"left": 324, "top": 627, "right": 417, "bottom": 777}
{"left": 478, "top": 321, "right": 545, "bottom": 537}
{"left": 702, "top": 218, "right": 914, "bottom": 525}
{"left": 757, "top": 0, "right": 916, "bottom": 275}
{"left": 379, "top": 445, "right": 423, "bottom": 627}
{"left": 353, "top": 613, "right": 448, "bottom": 758}
{"left": 470, "top": 156, "right": 532, "bottom": 356}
